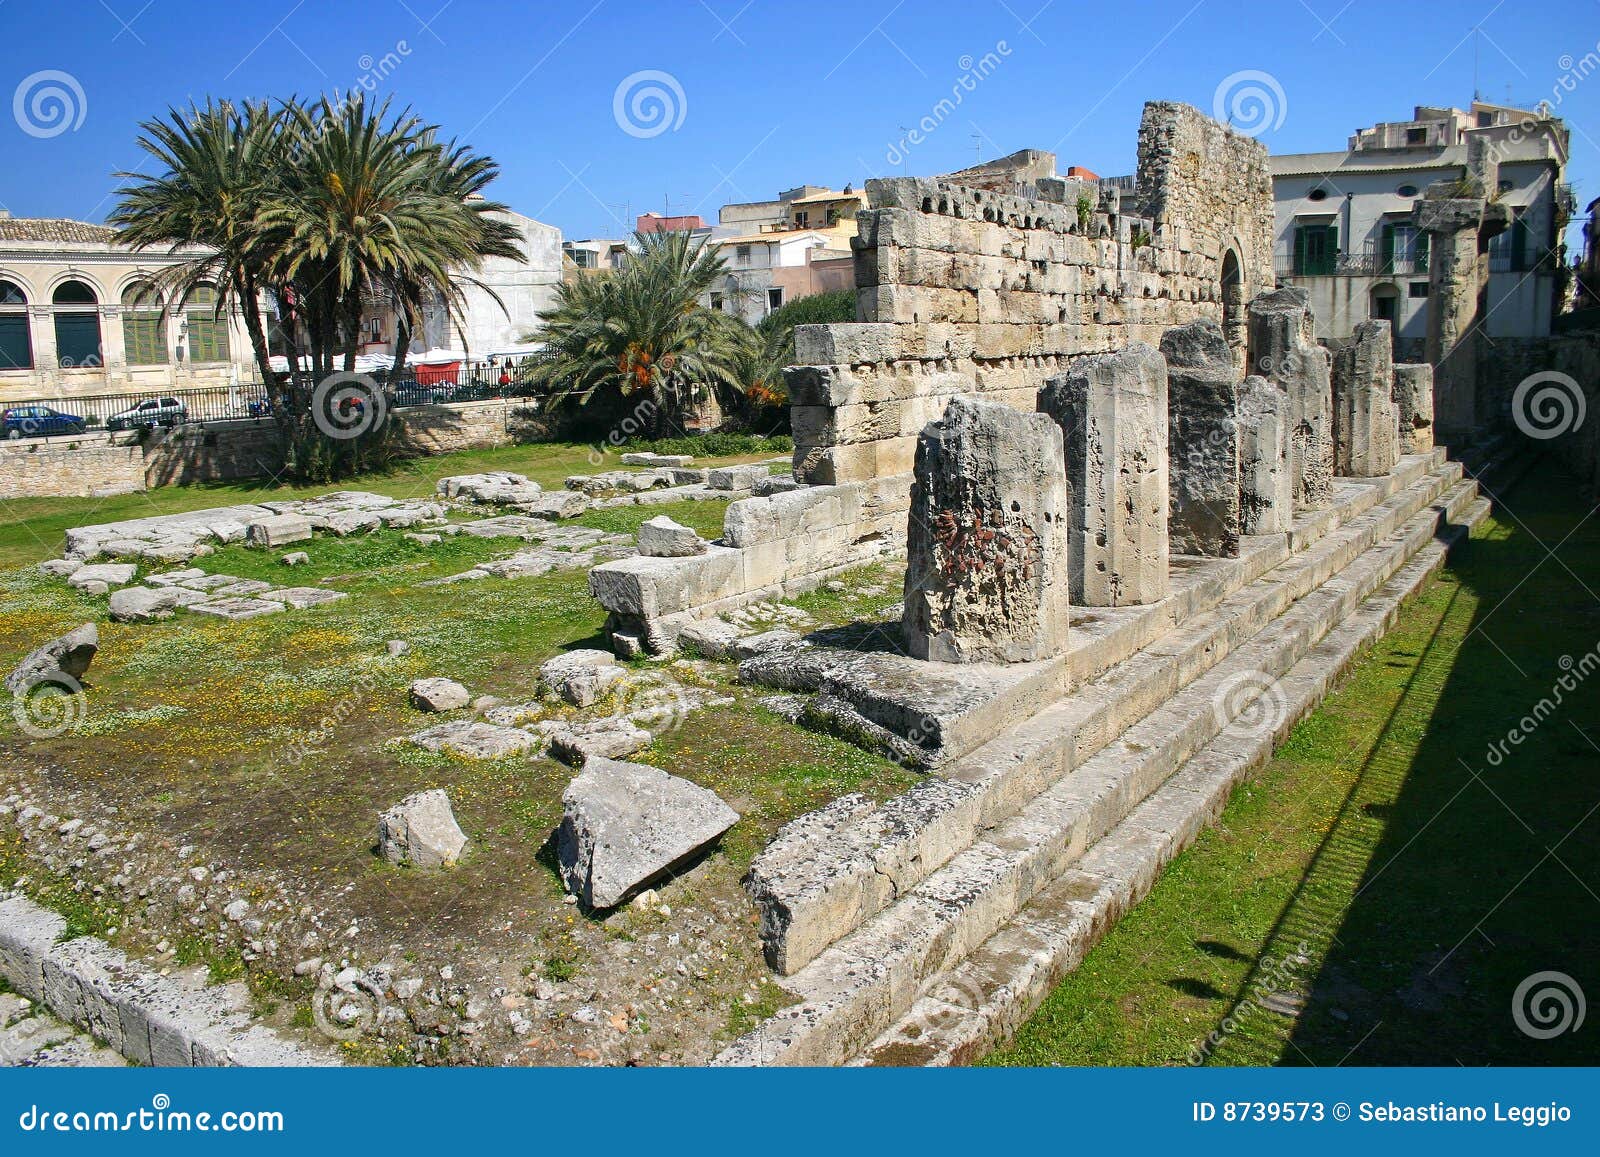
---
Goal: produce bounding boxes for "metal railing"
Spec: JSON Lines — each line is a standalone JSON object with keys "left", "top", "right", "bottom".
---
{"left": 1274, "top": 249, "right": 1428, "bottom": 278}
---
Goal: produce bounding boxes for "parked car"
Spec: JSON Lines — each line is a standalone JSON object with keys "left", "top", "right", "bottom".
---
{"left": 105, "top": 396, "right": 187, "bottom": 431}
{"left": 2, "top": 405, "right": 88, "bottom": 439}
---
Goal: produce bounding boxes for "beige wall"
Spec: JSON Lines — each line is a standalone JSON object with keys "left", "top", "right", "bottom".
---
{"left": 0, "top": 241, "right": 257, "bottom": 403}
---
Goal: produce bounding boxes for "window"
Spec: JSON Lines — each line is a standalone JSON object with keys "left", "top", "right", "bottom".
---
{"left": 52, "top": 280, "right": 102, "bottom": 368}
{"left": 121, "top": 283, "right": 167, "bottom": 366}
{"left": 1292, "top": 222, "right": 1337, "bottom": 275}
{"left": 1477, "top": 111, "right": 1494, "bottom": 127}
{"left": 1397, "top": 183, "right": 1419, "bottom": 197}
{"left": 794, "top": 211, "right": 810, "bottom": 228}
{"left": 0, "top": 279, "right": 30, "bottom": 370}
{"left": 183, "top": 284, "right": 231, "bottom": 363}
{"left": 766, "top": 287, "right": 784, "bottom": 313}
{"left": 1379, "top": 222, "right": 1427, "bottom": 274}
{"left": 1406, "top": 127, "right": 1427, "bottom": 145}
{"left": 709, "top": 292, "right": 723, "bottom": 311}
{"left": 570, "top": 249, "right": 592, "bottom": 268}
{"left": 736, "top": 244, "right": 751, "bottom": 264}
{"left": 1409, "top": 281, "right": 1430, "bottom": 298}
{"left": 1307, "top": 187, "right": 1329, "bottom": 202}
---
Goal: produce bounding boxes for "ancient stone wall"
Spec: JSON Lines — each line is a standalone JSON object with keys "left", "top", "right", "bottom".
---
{"left": 1478, "top": 332, "right": 1600, "bottom": 498}
{"left": 0, "top": 398, "right": 538, "bottom": 499}
{"left": 789, "top": 102, "right": 1276, "bottom": 491}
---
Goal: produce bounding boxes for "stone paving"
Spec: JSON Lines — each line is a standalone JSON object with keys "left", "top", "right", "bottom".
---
{"left": 0, "top": 991, "right": 126, "bottom": 1067}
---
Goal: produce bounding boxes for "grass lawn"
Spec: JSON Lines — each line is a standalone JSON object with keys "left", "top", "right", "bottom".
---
{"left": 0, "top": 433, "right": 920, "bottom": 1063}
{"left": 0, "top": 437, "right": 783, "bottom": 570}
{"left": 986, "top": 457, "right": 1600, "bottom": 1067}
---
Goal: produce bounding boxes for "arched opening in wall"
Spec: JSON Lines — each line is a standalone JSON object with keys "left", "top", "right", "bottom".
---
{"left": 0, "top": 280, "right": 31, "bottom": 369}
{"left": 52, "top": 280, "right": 102, "bottom": 369}
{"left": 1219, "top": 248, "right": 1244, "bottom": 361}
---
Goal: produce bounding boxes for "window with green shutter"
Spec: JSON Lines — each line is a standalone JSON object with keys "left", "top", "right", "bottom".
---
{"left": 121, "top": 284, "right": 167, "bottom": 366}
{"left": 0, "top": 279, "right": 30, "bottom": 369}
{"left": 184, "top": 284, "right": 231, "bottom": 364}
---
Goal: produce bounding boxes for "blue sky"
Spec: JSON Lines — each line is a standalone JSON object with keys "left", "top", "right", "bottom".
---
{"left": 2, "top": 0, "right": 1598, "bottom": 250}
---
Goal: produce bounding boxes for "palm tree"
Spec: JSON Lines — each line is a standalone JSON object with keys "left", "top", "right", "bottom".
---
{"left": 111, "top": 98, "right": 287, "bottom": 394}
{"left": 115, "top": 93, "right": 524, "bottom": 480}
{"left": 531, "top": 229, "right": 756, "bottom": 434}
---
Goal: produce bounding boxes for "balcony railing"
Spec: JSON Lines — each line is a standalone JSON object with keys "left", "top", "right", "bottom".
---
{"left": 1274, "top": 248, "right": 1427, "bottom": 278}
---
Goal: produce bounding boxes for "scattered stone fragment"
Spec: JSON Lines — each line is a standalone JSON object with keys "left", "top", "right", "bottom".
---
{"left": 547, "top": 718, "right": 653, "bottom": 766}
{"left": 620, "top": 452, "right": 693, "bottom": 468}
{"left": 280, "top": 551, "right": 310, "bottom": 566}
{"left": 212, "top": 579, "right": 273, "bottom": 597}
{"left": 108, "top": 586, "right": 205, "bottom": 623}
{"left": 406, "top": 720, "right": 542, "bottom": 760}
{"left": 540, "top": 649, "right": 623, "bottom": 708}
{"left": 409, "top": 677, "right": 471, "bottom": 713}
{"left": 144, "top": 567, "right": 206, "bottom": 587}
{"left": 636, "top": 516, "right": 706, "bottom": 558}
{"left": 245, "top": 514, "right": 313, "bottom": 548}
{"left": 378, "top": 789, "right": 468, "bottom": 868}
{"left": 5, "top": 623, "right": 98, "bottom": 695}
{"left": 902, "top": 395, "right": 1071, "bottom": 664}
{"left": 752, "top": 475, "right": 804, "bottom": 497}
{"left": 707, "top": 464, "right": 770, "bottom": 492}
{"left": 37, "top": 560, "right": 82, "bottom": 578}
{"left": 67, "top": 563, "right": 137, "bottom": 592}
{"left": 515, "top": 491, "right": 590, "bottom": 520}
{"left": 187, "top": 597, "right": 286, "bottom": 621}
{"left": 404, "top": 532, "right": 443, "bottom": 546}
{"left": 255, "top": 587, "right": 349, "bottom": 610}
{"left": 386, "top": 640, "right": 411, "bottom": 658}
{"left": 557, "top": 757, "right": 740, "bottom": 908}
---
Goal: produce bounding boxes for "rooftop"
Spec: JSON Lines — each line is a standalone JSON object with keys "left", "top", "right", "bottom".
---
{"left": 0, "top": 217, "right": 119, "bottom": 245}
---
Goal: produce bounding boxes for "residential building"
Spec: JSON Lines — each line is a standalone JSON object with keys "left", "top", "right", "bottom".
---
{"left": 705, "top": 185, "right": 866, "bottom": 323}
{"left": 1271, "top": 101, "right": 1572, "bottom": 356}
{"left": 0, "top": 212, "right": 257, "bottom": 403}
{"left": 562, "top": 238, "right": 631, "bottom": 278}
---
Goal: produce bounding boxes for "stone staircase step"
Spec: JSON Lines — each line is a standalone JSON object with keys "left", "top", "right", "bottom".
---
{"left": 852, "top": 500, "right": 1494, "bottom": 1065}
{"left": 748, "top": 455, "right": 1466, "bottom": 977}
{"left": 719, "top": 465, "right": 1487, "bottom": 1065}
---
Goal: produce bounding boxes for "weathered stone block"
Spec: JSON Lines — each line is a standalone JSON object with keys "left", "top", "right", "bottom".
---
{"left": 1392, "top": 363, "right": 1435, "bottom": 454}
{"left": 245, "top": 514, "right": 312, "bottom": 549}
{"left": 1237, "top": 376, "right": 1293, "bottom": 535}
{"left": 1331, "top": 320, "right": 1402, "bottom": 477}
{"left": 1247, "top": 287, "right": 1334, "bottom": 510}
{"left": 1160, "top": 320, "right": 1240, "bottom": 557}
{"left": 902, "top": 395, "right": 1071, "bottom": 663}
{"left": 1038, "top": 342, "right": 1169, "bottom": 606}
{"left": 378, "top": 789, "right": 468, "bottom": 868}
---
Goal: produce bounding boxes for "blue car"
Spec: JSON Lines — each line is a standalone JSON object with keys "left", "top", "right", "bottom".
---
{"left": 3, "top": 405, "right": 88, "bottom": 439}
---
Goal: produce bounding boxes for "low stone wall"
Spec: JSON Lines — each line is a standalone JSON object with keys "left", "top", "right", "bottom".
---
{"left": 0, "top": 398, "right": 537, "bottom": 499}
{"left": 1479, "top": 332, "right": 1600, "bottom": 496}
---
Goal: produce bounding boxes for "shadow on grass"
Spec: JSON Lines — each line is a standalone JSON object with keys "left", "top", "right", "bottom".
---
{"left": 1208, "top": 457, "right": 1600, "bottom": 1065}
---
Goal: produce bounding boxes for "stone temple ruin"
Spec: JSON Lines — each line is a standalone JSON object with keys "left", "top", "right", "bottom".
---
{"left": 590, "top": 100, "right": 1500, "bottom": 1066}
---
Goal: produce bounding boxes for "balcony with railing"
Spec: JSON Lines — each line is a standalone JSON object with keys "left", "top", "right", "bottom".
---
{"left": 1274, "top": 244, "right": 1428, "bottom": 279}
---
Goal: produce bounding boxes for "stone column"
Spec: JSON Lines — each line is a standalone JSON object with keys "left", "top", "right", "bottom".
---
{"left": 1393, "top": 363, "right": 1436, "bottom": 454}
{"left": 1246, "top": 287, "right": 1334, "bottom": 511}
{"left": 902, "top": 395, "right": 1071, "bottom": 664}
{"left": 1331, "top": 319, "right": 1402, "bottom": 477}
{"left": 1416, "top": 192, "right": 1504, "bottom": 442}
{"left": 1237, "top": 375, "right": 1293, "bottom": 536}
{"left": 1160, "top": 319, "right": 1240, "bottom": 558}
{"left": 1037, "top": 342, "right": 1169, "bottom": 607}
